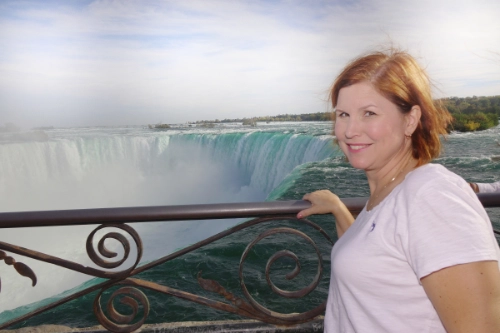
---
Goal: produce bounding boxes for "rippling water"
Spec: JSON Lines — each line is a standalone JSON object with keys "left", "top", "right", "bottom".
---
{"left": 1, "top": 122, "right": 498, "bottom": 328}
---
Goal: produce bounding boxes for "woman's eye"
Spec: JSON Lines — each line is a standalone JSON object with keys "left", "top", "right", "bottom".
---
{"left": 364, "top": 111, "right": 375, "bottom": 117}
{"left": 338, "top": 112, "right": 348, "bottom": 117}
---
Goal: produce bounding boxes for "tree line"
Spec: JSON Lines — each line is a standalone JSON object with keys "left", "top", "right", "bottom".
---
{"left": 441, "top": 96, "right": 500, "bottom": 131}
{"left": 193, "top": 112, "right": 331, "bottom": 125}
{"left": 193, "top": 95, "right": 500, "bottom": 132}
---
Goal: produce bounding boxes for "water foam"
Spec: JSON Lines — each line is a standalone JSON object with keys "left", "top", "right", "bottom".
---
{"left": 0, "top": 124, "right": 334, "bottom": 313}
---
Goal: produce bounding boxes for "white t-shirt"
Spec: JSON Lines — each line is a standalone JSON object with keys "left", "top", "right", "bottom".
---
{"left": 477, "top": 181, "right": 500, "bottom": 193}
{"left": 324, "top": 163, "right": 500, "bottom": 333}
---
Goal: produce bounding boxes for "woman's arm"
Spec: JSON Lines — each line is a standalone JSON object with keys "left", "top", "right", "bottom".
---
{"left": 297, "top": 190, "right": 355, "bottom": 238}
{"left": 477, "top": 181, "right": 500, "bottom": 193}
{"left": 421, "top": 260, "right": 500, "bottom": 333}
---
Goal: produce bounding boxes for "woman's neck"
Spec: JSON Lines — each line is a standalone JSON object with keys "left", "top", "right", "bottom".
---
{"left": 366, "top": 150, "right": 417, "bottom": 211}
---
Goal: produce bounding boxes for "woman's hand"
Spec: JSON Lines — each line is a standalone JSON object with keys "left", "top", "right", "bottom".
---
{"left": 468, "top": 182, "right": 479, "bottom": 193}
{"left": 297, "top": 190, "right": 341, "bottom": 219}
{"left": 298, "top": 190, "right": 355, "bottom": 238}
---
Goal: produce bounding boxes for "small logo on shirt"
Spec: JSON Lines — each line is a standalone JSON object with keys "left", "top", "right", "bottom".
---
{"left": 369, "top": 221, "right": 376, "bottom": 232}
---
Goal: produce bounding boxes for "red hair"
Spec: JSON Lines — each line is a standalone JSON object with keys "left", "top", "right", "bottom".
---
{"left": 330, "top": 50, "right": 452, "bottom": 166}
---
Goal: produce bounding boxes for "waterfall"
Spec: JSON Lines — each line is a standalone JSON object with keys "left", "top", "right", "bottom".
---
{"left": 0, "top": 125, "right": 335, "bottom": 313}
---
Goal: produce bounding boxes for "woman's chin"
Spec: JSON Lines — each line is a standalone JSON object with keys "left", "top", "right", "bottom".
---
{"left": 347, "top": 159, "right": 369, "bottom": 170}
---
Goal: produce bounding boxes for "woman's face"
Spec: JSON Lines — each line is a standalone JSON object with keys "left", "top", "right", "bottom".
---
{"left": 334, "top": 81, "right": 411, "bottom": 173}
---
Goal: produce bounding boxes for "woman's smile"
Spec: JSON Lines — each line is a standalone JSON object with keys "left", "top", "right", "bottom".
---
{"left": 346, "top": 143, "right": 371, "bottom": 152}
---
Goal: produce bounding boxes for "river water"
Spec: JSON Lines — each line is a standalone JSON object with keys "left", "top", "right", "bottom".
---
{"left": 0, "top": 122, "right": 498, "bottom": 328}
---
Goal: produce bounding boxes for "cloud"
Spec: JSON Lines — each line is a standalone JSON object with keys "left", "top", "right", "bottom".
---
{"left": 0, "top": 0, "right": 499, "bottom": 128}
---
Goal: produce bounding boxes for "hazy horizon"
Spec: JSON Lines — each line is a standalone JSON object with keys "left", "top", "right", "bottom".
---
{"left": 1, "top": 0, "right": 499, "bottom": 129}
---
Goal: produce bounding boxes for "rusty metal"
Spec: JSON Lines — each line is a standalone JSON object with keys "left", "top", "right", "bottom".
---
{"left": 0, "top": 224, "right": 142, "bottom": 280}
{"left": 0, "top": 195, "right": 499, "bottom": 332}
{"left": 0, "top": 250, "right": 37, "bottom": 292}
{"left": 94, "top": 285, "right": 150, "bottom": 333}
{"left": 125, "top": 216, "right": 331, "bottom": 327}
{"left": 86, "top": 224, "right": 143, "bottom": 276}
{"left": 196, "top": 271, "right": 258, "bottom": 317}
{"left": 262, "top": 230, "right": 322, "bottom": 298}
{"left": 125, "top": 276, "right": 315, "bottom": 326}
{"left": 0, "top": 277, "right": 120, "bottom": 330}
{"left": 0, "top": 214, "right": 332, "bottom": 330}
{"left": 239, "top": 226, "right": 327, "bottom": 323}
{"left": 130, "top": 215, "right": 333, "bottom": 277}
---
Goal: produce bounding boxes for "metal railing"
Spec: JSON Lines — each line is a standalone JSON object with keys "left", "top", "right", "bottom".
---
{"left": 0, "top": 194, "right": 499, "bottom": 332}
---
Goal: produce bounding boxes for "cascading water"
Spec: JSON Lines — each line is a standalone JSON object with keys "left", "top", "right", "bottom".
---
{"left": 1, "top": 122, "right": 500, "bottom": 328}
{"left": 0, "top": 122, "right": 337, "bottom": 315}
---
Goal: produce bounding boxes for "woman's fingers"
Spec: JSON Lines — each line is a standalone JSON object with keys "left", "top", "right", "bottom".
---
{"left": 298, "top": 190, "right": 338, "bottom": 218}
{"left": 297, "top": 207, "right": 313, "bottom": 219}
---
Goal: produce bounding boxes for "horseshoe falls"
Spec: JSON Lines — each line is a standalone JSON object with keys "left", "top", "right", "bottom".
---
{"left": 1, "top": 122, "right": 499, "bottom": 328}
{"left": 0, "top": 123, "right": 337, "bottom": 318}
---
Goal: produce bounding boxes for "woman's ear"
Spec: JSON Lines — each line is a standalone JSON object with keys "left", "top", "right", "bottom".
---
{"left": 405, "top": 105, "right": 421, "bottom": 136}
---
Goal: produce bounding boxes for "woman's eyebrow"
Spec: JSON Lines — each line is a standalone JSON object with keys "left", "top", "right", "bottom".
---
{"left": 358, "top": 103, "right": 377, "bottom": 110}
{"left": 335, "top": 104, "right": 377, "bottom": 112}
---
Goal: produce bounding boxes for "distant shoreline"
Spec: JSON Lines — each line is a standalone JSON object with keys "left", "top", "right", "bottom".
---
{"left": 191, "top": 95, "right": 500, "bottom": 132}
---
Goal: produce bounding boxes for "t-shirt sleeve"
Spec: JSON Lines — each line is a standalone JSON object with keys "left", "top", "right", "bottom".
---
{"left": 477, "top": 181, "right": 500, "bottom": 193}
{"left": 404, "top": 179, "right": 499, "bottom": 280}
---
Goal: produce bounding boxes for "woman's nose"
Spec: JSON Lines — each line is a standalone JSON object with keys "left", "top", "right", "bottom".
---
{"left": 345, "top": 118, "right": 360, "bottom": 139}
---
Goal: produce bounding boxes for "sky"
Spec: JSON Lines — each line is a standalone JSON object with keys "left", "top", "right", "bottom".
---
{"left": 0, "top": 0, "right": 499, "bottom": 129}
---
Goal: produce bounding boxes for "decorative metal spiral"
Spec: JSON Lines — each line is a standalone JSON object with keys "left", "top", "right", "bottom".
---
{"left": 94, "top": 285, "right": 150, "bottom": 333}
{"left": 86, "top": 224, "right": 142, "bottom": 278}
{"left": 239, "top": 226, "right": 326, "bottom": 322}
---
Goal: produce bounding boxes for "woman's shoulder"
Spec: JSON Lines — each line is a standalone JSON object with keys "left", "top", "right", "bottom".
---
{"left": 402, "top": 163, "right": 472, "bottom": 196}
{"left": 389, "top": 164, "right": 489, "bottom": 234}
{"left": 399, "top": 163, "right": 480, "bottom": 210}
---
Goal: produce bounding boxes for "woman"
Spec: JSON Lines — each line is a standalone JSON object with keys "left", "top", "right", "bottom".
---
{"left": 470, "top": 180, "right": 500, "bottom": 193}
{"left": 297, "top": 50, "right": 500, "bottom": 333}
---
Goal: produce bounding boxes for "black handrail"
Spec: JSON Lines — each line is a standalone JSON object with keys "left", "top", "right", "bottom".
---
{"left": 477, "top": 192, "right": 500, "bottom": 208}
{"left": 0, "top": 194, "right": 498, "bottom": 228}
{"left": 0, "top": 198, "right": 365, "bottom": 228}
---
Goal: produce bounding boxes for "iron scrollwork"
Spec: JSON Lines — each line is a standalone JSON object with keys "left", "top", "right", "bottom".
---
{"left": 238, "top": 226, "right": 326, "bottom": 322}
{"left": 86, "top": 223, "right": 143, "bottom": 278}
{"left": 94, "top": 284, "right": 150, "bottom": 333}
{"left": 193, "top": 216, "right": 333, "bottom": 325}
{"left": 0, "top": 250, "right": 37, "bottom": 293}
{"left": 0, "top": 214, "right": 334, "bottom": 332}
{"left": 92, "top": 215, "right": 333, "bottom": 331}
{"left": 0, "top": 224, "right": 143, "bottom": 281}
